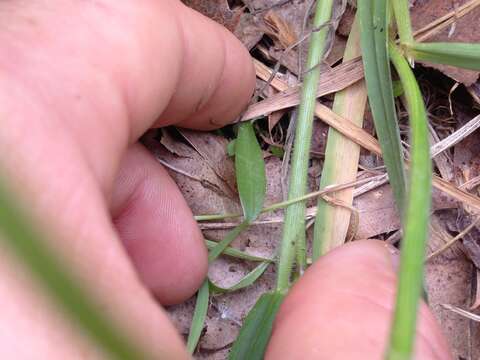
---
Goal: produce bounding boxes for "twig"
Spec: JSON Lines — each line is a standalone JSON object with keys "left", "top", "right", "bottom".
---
{"left": 427, "top": 217, "right": 480, "bottom": 261}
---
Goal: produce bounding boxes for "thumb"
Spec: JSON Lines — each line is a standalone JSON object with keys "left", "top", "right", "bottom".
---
{"left": 266, "top": 240, "right": 452, "bottom": 360}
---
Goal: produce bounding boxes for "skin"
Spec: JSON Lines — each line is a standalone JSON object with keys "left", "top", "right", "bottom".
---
{"left": 0, "top": 0, "right": 452, "bottom": 359}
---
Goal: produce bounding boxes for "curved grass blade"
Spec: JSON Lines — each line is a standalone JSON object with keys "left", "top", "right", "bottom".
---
{"left": 205, "top": 239, "right": 273, "bottom": 262}
{"left": 209, "top": 261, "right": 270, "bottom": 294}
{"left": 235, "top": 121, "right": 266, "bottom": 222}
{"left": 208, "top": 221, "right": 250, "bottom": 263}
{"left": 386, "top": 44, "right": 432, "bottom": 360}
{"left": 358, "top": 0, "right": 407, "bottom": 215}
{"left": 407, "top": 42, "right": 480, "bottom": 71}
{"left": 0, "top": 179, "right": 152, "bottom": 360}
{"left": 187, "top": 280, "right": 210, "bottom": 354}
{"left": 228, "top": 291, "right": 285, "bottom": 360}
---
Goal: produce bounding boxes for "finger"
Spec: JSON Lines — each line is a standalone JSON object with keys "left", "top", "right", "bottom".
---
{"left": 111, "top": 144, "right": 207, "bottom": 305}
{"left": 0, "top": 0, "right": 255, "bottom": 188}
{"left": 266, "top": 240, "right": 452, "bottom": 360}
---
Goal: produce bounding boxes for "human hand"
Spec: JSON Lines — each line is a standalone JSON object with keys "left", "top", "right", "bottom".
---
{"left": 0, "top": 1, "right": 451, "bottom": 359}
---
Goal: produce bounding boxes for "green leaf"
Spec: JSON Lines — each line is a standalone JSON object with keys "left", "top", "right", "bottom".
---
{"left": 276, "top": 0, "right": 335, "bottom": 290}
{"left": 227, "top": 139, "right": 236, "bottom": 157}
{"left": 407, "top": 42, "right": 480, "bottom": 71}
{"left": 229, "top": 291, "right": 285, "bottom": 360}
{"left": 187, "top": 280, "right": 210, "bottom": 354}
{"left": 358, "top": 0, "right": 407, "bottom": 215}
{"left": 0, "top": 179, "right": 151, "bottom": 359}
{"left": 209, "top": 262, "right": 270, "bottom": 294}
{"left": 235, "top": 122, "right": 266, "bottom": 222}
{"left": 205, "top": 239, "right": 273, "bottom": 262}
{"left": 386, "top": 44, "right": 432, "bottom": 360}
{"left": 208, "top": 221, "right": 250, "bottom": 263}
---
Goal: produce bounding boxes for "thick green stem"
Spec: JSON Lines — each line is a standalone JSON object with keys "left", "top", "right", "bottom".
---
{"left": 391, "top": 0, "right": 414, "bottom": 44}
{"left": 386, "top": 44, "right": 432, "bottom": 360}
{"left": 276, "top": 0, "right": 335, "bottom": 291}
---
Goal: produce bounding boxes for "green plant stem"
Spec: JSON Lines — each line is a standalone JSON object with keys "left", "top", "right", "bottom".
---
{"left": 391, "top": 0, "right": 414, "bottom": 44}
{"left": 358, "top": 0, "right": 407, "bottom": 216}
{"left": 275, "top": 0, "right": 334, "bottom": 289}
{"left": 386, "top": 44, "right": 432, "bottom": 360}
{"left": 313, "top": 15, "right": 367, "bottom": 259}
{"left": 0, "top": 179, "right": 152, "bottom": 360}
{"left": 196, "top": 175, "right": 377, "bottom": 222}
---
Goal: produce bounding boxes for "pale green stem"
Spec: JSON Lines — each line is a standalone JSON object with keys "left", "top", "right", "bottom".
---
{"left": 313, "top": 15, "right": 367, "bottom": 259}
{"left": 276, "top": 0, "right": 335, "bottom": 291}
{"left": 391, "top": 0, "right": 414, "bottom": 44}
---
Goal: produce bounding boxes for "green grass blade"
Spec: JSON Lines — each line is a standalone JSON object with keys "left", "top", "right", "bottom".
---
{"left": 391, "top": 0, "right": 414, "bottom": 44}
{"left": 358, "top": 0, "right": 407, "bottom": 215}
{"left": 209, "top": 262, "right": 270, "bottom": 294}
{"left": 228, "top": 291, "right": 285, "bottom": 360}
{"left": 407, "top": 42, "right": 480, "bottom": 71}
{"left": 187, "top": 280, "right": 210, "bottom": 354}
{"left": 208, "top": 221, "right": 250, "bottom": 263}
{"left": 386, "top": 44, "right": 432, "bottom": 360}
{"left": 0, "top": 179, "right": 152, "bottom": 359}
{"left": 313, "top": 15, "right": 367, "bottom": 258}
{"left": 235, "top": 122, "right": 266, "bottom": 222}
{"left": 276, "top": 0, "right": 335, "bottom": 291}
{"left": 205, "top": 239, "right": 273, "bottom": 262}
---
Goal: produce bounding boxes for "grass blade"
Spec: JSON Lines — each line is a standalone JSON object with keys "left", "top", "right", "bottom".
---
{"left": 276, "top": 0, "right": 335, "bottom": 290}
{"left": 235, "top": 121, "right": 266, "bottom": 222}
{"left": 386, "top": 44, "right": 432, "bottom": 360}
{"left": 407, "top": 42, "right": 480, "bottom": 71}
{"left": 187, "top": 280, "right": 210, "bottom": 354}
{"left": 209, "top": 262, "right": 270, "bottom": 294}
{"left": 358, "top": 0, "right": 407, "bottom": 214}
{"left": 208, "top": 221, "right": 250, "bottom": 263}
{"left": 0, "top": 179, "right": 151, "bottom": 359}
{"left": 228, "top": 291, "right": 285, "bottom": 360}
{"left": 205, "top": 239, "right": 273, "bottom": 262}
{"left": 313, "top": 15, "right": 367, "bottom": 258}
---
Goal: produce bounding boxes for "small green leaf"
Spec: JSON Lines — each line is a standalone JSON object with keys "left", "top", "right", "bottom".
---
{"left": 393, "top": 80, "right": 404, "bottom": 98}
{"left": 358, "top": 0, "right": 407, "bottom": 215}
{"left": 187, "top": 280, "right": 210, "bottom": 354}
{"left": 208, "top": 221, "right": 250, "bottom": 263}
{"left": 235, "top": 122, "right": 266, "bottom": 222}
{"left": 407, "top": 41, "right": 480, "bottom": 71}
{"left": 229, "top": 291, "right": 285, "bottom": 360}
{"left": 227, "top": 139, "right": 236, "bottom": 157}
{"left": 269, "top": 145, "right": 284, "bottom": 158}
{"left": 209, "top": 262, "right": 270, "bottom": 294}
{"left": 205, "top": 239, "right": 273, "bottom": 262}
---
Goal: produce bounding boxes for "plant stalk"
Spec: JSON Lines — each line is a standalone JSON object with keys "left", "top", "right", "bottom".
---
{"left": 313, "top": 15, "right": 367, "bottom": 259}
{"left": 276, "top": 0, "right": 335, "bottom": 291}
{"left": 386, "top": 44, "right": 432, "bottom": 360}
{"left": 391, "top": 0, "right": 414, "bottom": 44}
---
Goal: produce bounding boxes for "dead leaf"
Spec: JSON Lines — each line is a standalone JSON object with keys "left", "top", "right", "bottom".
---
{"left": 353, "top": 184, "right": 401, "bottom": 239}
{"left": 426, "top": 214, "right": 476, "bottom": 359}
{"left": 182, "top": 0, "right": 242, "bottom": 32}
{"left": 411, "top": 0, "right": 480, "bottom": 85}
{"left": 263, "top": 10, "right": 298, "bottom": 48}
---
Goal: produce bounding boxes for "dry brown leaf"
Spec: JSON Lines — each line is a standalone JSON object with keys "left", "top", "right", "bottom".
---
{"left": 243, "top": 58, "right": 364, "bottom": 120}
{"left": 426, "top": 215, "right": 475, "bottom": 359}
{"left": 353, "top": 185, "right": 401, "bottom": 239}
{"left": 182, "top": 0, "right": 242, "bottom": 32}
{"left": 263, "top": 10, "right": 298, "bottom": 48}
{"left": 411, "top": 0, "right": 480, "bottom": 85}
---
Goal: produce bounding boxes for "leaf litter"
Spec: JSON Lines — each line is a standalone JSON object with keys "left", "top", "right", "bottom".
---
{"left": 147, "top": 0, "right": 480, "bottom": 357}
